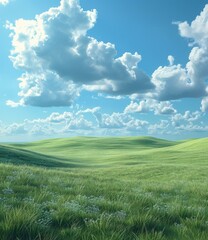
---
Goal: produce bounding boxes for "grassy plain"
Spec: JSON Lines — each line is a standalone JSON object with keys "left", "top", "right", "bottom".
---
{"left": 0, "top": 137, "right": 207, "bottom": 239}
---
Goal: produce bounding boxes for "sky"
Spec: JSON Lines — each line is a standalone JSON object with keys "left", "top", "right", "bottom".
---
{"left": 0, "top": 0, "right": 208, "bottom": 142}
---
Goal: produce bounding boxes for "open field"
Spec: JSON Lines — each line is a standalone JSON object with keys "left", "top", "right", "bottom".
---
{"left": 0, "top": 137, "right": 208, "bottom": 239}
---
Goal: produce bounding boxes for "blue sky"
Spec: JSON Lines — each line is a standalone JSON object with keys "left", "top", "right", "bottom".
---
{"left": 0, "top": 0, "right": 208, "bottom": 141}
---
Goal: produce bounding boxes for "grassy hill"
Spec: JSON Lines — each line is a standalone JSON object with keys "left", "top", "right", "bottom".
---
{"left": 10, "top": 136, "right": 207, "bottom": 166}
{"left": 10, "top": 136, "right": 178, "bottom": 164}
{"left": 0, "top": 144, "right": 79, "bottom": 168}
{"left": 0, "top": 137, "right": 208, "bottom": 239}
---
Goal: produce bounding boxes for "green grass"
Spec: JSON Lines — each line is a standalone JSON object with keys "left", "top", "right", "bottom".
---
{"left": 11, "top": 137, "right": 179, "bottom": 166}
{"left": 0, "top": 136, "right": 208, "bottom": 239}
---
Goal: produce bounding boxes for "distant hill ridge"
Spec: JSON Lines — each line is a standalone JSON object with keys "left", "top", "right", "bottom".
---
{"left": 0, "top": 136, "right": 207, "bottom": 168}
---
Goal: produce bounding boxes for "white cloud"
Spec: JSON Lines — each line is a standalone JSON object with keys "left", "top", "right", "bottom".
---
{"left": 148, "top": 111, "right": 207, "bottom": 135}
{"left": 201, "top": 96, "right": 208, "bottom": 112}
{"left": 77, "top": 106, "right": 100, "bottom": 114}
{"left": 152, "top": 4, "right": 208, "bottom": 101}
{"left": 6, "top": 99, "right": 24, "bottom": 107}
{"left": 148, "top": 120, "right": 170, "bottom": 135}
{"left": 105, "top": 95, "right": 124, "bottom": 100}
{"left": 124, "top": 101, "right": 145, "bottom": 114}
{"left": 29, "top": 124, "right": 55, "bottom": 136}
{"left": 7, "top": 0, "right": 153, "bottom": 107}
{"left": 154, "top": 101, "right": 177, "bottom": 115}
{"left": 4, "top": 0, "right": 208, "bottom": 129}
{"left": 178, "top": 5, "right": 208, "bottom": 47}
{"left": 0, "top": 0, "right": 9, "bottom": 5}
{"left": 152, "top": 62, "right": 200, "bottom": 101}
{"left": 0, "top": 107, "right": 207, "bottom": 140}
{"left": 174, "top": 123, "right": 208, "bottom": 132}
{"left": 0, "top": 108, "right": 150, "bottom": 138}
{"left": 44, "top": 111, "right": 73, "bottom": 124}
{"left": 0, "top": 109, "right": 97, "bottom": 137}
{"left": 93, "top": 111, "right": 148, "bottom": 130}
{"left": 64, "top": 116, "right": 93, "bottom": 131}
{"left": 167, "top": 55, "right": 174, "bottom": 66}
{"left": 94, "top": 112, "right": 127, "bottom": 129}
{"left": 124, "top": 99, "right": 176, "bottom": 115}
{"left": 125, "top": 119, "right": 148, "bottom": 131}
{"left": 5, "top": 123, "right": 28, "bottom": 135}
{"left": 171, "top": 111, "right": 202, "bottom": 127}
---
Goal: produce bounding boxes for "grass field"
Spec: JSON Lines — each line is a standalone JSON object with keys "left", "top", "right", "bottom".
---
{"left": 0, "top": 136, "right": 208, "bottom": 239}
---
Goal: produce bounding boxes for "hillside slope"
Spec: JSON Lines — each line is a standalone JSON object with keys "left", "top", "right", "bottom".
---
{"left": 5, "top": 136, "right": 208, "bottom": 167}
{"left": 0, "top": 144, "right": 79, "bottom": 168}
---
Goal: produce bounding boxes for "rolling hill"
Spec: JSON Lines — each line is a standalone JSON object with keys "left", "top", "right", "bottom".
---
{"left": 5, "top": 136, "right": 207, "bottom": 167}
{"left": 0, "top": 136, "right": 208, "bottom": 240}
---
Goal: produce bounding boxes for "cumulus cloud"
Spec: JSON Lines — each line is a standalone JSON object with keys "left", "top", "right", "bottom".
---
{"left": 93, "top": 111, "right": 148, "bottom": 131}
{"left": 171, "top": 110, "right": 202, "bottom": 127}
{"left": 148, "top": 110, "right": 206, "bottom": 135}
{"left": 0, "top": 108, "right": 150, "bottom": 138}
{"left": 0, "top": 109, "right": 97, "bottom": 137}
{"left": 148, "top": 120, "right": 170, "bottom": 135}
{"left": 174, "top": 123, "right": 208, "bottom": 132}
{"left": 0, "top": 107, "right": 207, "bottom": 140}
{"left": 7, "top": 0, "right": 153, "bottom": 107}
{"left": 5, "top": 123, "right": 28, "bottom": 135}
{"left": 152, "top": 4, "right": 208, "bottom": 101}
{"left": 124, "top": 99, "right": 176, "bottom": 115}
{"left": 5, "top": 0, "right": 208, "bottom": 121}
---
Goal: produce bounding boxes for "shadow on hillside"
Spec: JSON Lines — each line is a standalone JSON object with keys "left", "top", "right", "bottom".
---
{"left": 0, "top": 145, "right": 81, "bottom": 168}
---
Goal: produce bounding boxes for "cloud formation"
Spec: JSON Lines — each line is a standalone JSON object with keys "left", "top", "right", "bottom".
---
{"left": 0, "top": 108, "right": 150, "bottom": 138}
{"left": 1, "top": 107, "right": 206, "bottom": 141}
{"left": 5, "top": 0, "right": 208, "bottom": 120}
{"left": 171, "top": 111, "right": 202, "bottom": 127}
{"left": 124, "top": 99, "right": 176, "bottom": 115}
{"left": 93, "top": 111, "right": 148, "bottom": 130}
{"left": 152, "top": 5, "right": 208, "bottom": 102}
{"left": 7, "top": 0, "right": 153, "bottom": 107}
{"left": 148, "top": 120, "right": 171, "bottom": 135}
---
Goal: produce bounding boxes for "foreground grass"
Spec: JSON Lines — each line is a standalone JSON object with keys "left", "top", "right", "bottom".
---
{"left": 0, "top": 137, "right": 208, "bottom": 239}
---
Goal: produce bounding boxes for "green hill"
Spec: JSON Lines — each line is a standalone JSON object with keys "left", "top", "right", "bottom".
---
{"left": 9, "top": 136, "right": 208, "bottom": 167}
{"left": 170, "top": 137, "right": 208, "bottom": 151}
{"left": 0, "top": 144, "right": 78, "bottom": 168}
{"left": 10, "top": 136, "right": 177, "bottom": 166}
{"left": 0, "top": 137, "right": 208, "bottom": 239}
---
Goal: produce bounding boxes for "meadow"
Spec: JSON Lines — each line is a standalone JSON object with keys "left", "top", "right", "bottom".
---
{"left": 0, "top": 136, "right": 208, "bottom": 240}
